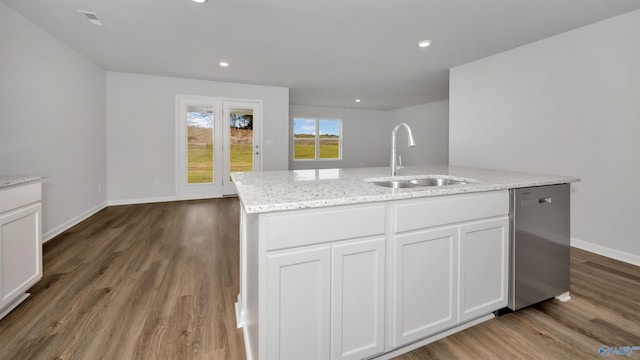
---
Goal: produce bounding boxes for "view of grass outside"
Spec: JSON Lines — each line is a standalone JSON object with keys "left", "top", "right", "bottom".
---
{"left": 293, "top": 135, "right": 316, "bottom": 159}
{"left": 293, "top": 118, "right": 341, "bottom": 160}
{"left": 230, "top": 144, "right": 253, "bottom": 172}
{"left": 188, "top": 143, "right": 214, "bottom": 183}
{"left": 187, "top": 107, "right": 214, "bottom": 184}
{"left": 228, "top": 111, "right": 254, "bottom": 181}
{"left": 187, "top": 143, "right": 252, "bottom": 183}
{"left": 187, "top": 108, "right": 254, "bottom": 184}
{"left": 229, "top": 126, "right": 253, "bottom": 173}
{"left": 320, "top": 137, "right": 340, "bottom": 158}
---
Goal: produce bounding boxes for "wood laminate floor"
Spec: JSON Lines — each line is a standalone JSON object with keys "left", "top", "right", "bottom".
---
{"left": 0, "top": 198, "right": 638, "bottom": 359}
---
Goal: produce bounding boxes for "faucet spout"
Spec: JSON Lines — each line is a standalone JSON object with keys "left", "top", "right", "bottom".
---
{"left": 390, "top": 123, "right": 416, "bottom": 176}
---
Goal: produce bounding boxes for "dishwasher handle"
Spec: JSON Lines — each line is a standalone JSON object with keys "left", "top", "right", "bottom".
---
{"left": 521, "top": 197, "right": 554, "bottom": 207}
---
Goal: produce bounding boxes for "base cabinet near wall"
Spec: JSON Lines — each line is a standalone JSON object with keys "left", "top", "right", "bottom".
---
{"left": 0, "top": 181, "right": 42, "bottom": 320}
{"left": 239, "top": 190, "right": 509, "bottom": 360}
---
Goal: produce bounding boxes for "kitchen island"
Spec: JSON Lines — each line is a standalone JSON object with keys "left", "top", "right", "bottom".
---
{"left": 232, "top": 165, "right": 579, "bottom": 360}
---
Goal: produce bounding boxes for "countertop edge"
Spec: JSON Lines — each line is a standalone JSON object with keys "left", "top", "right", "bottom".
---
{"left": 0, "top": 176, "right": 45, "bottom": 190}
{"left": 240, "top": 177, "right": 579, "bottom": 214}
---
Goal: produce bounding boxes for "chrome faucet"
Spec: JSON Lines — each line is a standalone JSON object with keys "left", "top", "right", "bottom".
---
{"left": 390, "top": 123, "right": 416, "bottom": 176}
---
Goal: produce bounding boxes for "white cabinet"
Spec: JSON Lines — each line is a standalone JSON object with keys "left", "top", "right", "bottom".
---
{"left": 239, "top": 191, "right": 510, "bottom": 360}
{"left": 259, "top": 203, "right": 387, "bottom": 360}
{"left": 458, "top": 218, "right": 508, "bottom": 322}
{"left": 390, "top": 192, "right": 509, "bottom": 350}
{"left": 0, "top": 182, "right": 42, "bottom": 320}
{"left": 265, "top": 246, "right": 331, "bottom": 360}
{"left": 264, "top": 237, "right": 386, "bottom": 360}
{"left": 392, "top": 227, "right": 458, "bottom": 347}
{"left": 331, "top": 238, "right": 385, "bottom": 360}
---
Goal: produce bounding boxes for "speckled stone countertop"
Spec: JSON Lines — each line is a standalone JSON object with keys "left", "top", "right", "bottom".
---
{"left": 0, "top": 176, "right": 44, "bottom": 190}
{"left": 232, "top": 165, "right": 580, "bottom": 214}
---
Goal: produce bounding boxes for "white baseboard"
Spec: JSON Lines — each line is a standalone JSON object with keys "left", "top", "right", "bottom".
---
{"left": 571, "top": 237, "right": 640, "bottom": 267}
{"left": 42, "top": 201, "right": 108, "bottom": 243}
{"left": 107, "top": 196, "right": 177, "bottom": 206}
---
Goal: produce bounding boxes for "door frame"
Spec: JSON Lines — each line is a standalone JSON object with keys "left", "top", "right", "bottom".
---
{"left": 175, "top": 95, "right": 262, "bottom": 200}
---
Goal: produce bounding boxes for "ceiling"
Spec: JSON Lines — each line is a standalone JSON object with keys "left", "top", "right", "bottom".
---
{"left": 5, "top": 0, "right": 640, "bottom": 110}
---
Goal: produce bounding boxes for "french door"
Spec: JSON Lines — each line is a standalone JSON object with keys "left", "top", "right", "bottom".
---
{"left": 176, "top": 95, "right": 261, "bottom": 199}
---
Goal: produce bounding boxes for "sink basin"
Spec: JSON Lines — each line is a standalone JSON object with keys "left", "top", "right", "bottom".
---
{"left": 371, "top": 177, "right": 468, "bottom": 188}
{"left": 372, "top": 180, "right": 419, "bottom": 189}
{"left": 409, "top": 178, "right": 466, "bottom": 186}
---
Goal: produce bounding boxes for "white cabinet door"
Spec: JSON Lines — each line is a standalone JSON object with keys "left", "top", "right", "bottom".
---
{"left": 392, "top": 227, "right": 458, "bottom": 347}
{"left": 265, "top": 246, "right": 331, "bottom": 360}
{"left": 0, "top": 203, "right": 42, "bottom": 309}
{"left": 331, "top": 237, "right": 385, "bottom": 360}
{"left": 458, "top": 216, "right": 509, "bottom": 322}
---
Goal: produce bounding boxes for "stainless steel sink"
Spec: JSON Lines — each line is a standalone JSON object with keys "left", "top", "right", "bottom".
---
{"left": 372, "top": 180, "right": 418, "bottom": 189}
{"left": 409, "top": 178, "right": 466, "bottom": 186}
{"left": 371, "top": 177, "right": 467, "bottom": 188}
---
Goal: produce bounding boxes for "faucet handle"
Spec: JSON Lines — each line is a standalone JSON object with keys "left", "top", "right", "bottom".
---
{"left": 398, "top": 155, "right": 403, "bottom": 169}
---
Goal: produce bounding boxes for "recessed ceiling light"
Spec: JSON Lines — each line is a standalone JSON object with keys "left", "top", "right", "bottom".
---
{"left": 219, "top": 61, "right": 230, "bottom": 67}
{"left": 355, "top": 99, "right": 361, "bottom": 103}
{"left": 417, "top": 40, "right": 432, "bottom": 48}
{"left": 192, "top": 0, "right": 207, "bottom": 3}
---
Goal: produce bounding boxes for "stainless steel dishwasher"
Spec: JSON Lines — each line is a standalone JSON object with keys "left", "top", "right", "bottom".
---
{"left": 508, "top": 183, "right": 570, "bottom": 311}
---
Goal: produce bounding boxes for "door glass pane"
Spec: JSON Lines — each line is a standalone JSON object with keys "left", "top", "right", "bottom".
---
{"left": 319, "top": 119, "right": 340, "bottom": 159}
{"left": 229, "top": 108, "right": 254, "bottom": 178}
{"left": 187, "top": 105, "right": 214, "bottom": 184}
{"left": 293, "top": 118, "right": 316, "bottom": 159}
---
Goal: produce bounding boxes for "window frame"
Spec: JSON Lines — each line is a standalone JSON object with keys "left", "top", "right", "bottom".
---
{"left": 293, "top": 117, "right": 343, "bottom": 161}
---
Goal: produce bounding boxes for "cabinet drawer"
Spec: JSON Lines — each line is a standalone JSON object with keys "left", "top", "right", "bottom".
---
{"left": 394, "top": 191, "right": 508, "bottom": 233}
{"left": 263, "top": 204, "right": 386, "bottom": 250}
{"left": 0, "top": 182, "right": 42, "bottom": 214}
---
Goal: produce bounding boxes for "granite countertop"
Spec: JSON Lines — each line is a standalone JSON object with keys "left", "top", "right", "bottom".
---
{"left": 232, "top": 165, "right": 580, "bottom": 214}
{"left": 0, "top": 175, "right": 44, "bottom": 190}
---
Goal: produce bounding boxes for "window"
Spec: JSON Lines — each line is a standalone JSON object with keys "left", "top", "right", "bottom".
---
{"left": 186, "top": 104, "right": 214, "bottom": 184}
{"left": 293, "top": 118, "right": 342, "bottom": 160}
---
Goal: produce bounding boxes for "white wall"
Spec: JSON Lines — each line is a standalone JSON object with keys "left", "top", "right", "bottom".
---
{"left": 450, "top": 10, "right": 640, "bottom": 264}
{"left": 388, "top": 100, "right": 449, "bottom": 166}
{"left": 107, "top": 72, "right": 289, "bottom": 203}
{"left": 0, "top": 1, "right": 107, "bottom": 241}
{"left": 289, "top": 105, "right": 390, "bottom": 170}
{"left": 289, "top": 101, "right": 449, "bottom": 170}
